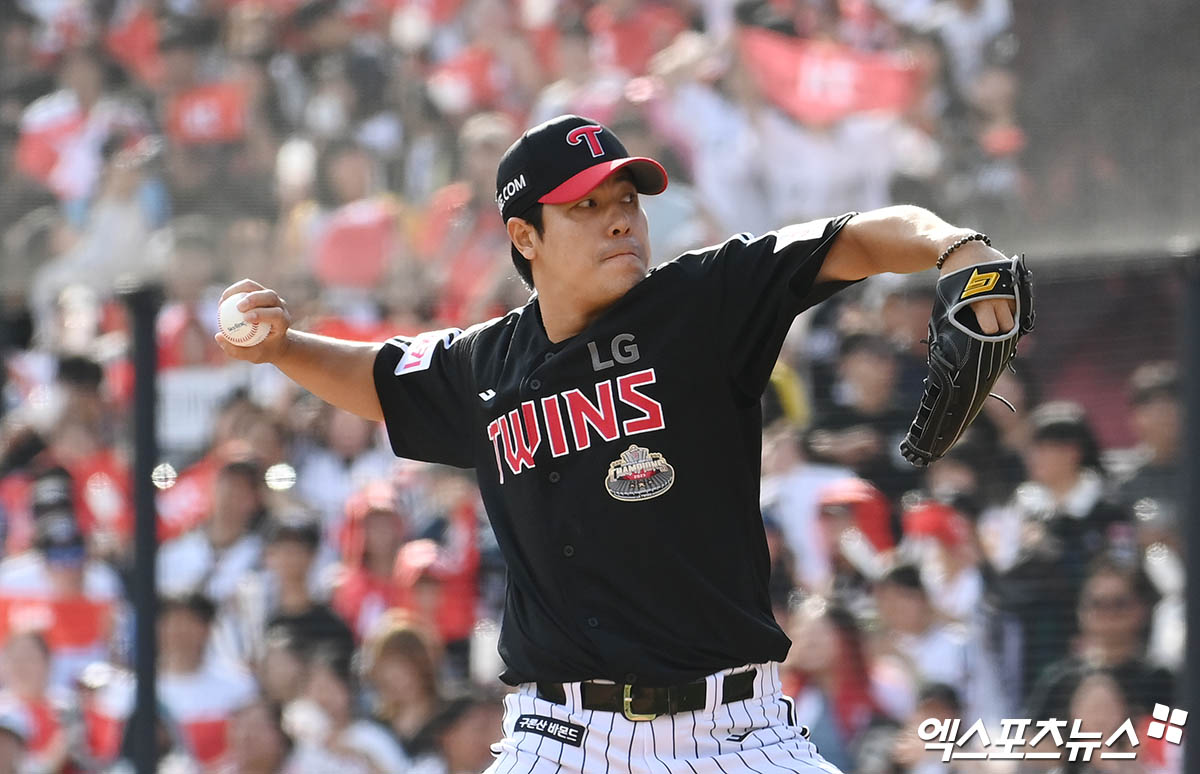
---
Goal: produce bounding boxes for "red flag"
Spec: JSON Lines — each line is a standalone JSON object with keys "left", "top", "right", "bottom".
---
{"left": 166, "top": 83, "right": 248, "bottom": 145}
{"left": 313, "top": 198, "right": 398, "bottom": 288}
{"left": 738, "top": 29, "right": 919, "bottom": 126}
{"left": 105, "top": 3, "right": 162, "bottom": 87}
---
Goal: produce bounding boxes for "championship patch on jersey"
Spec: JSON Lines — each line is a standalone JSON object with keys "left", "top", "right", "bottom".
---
{"left": 514, "top": 715, "right": 585, "bottom": 747}
{"left": 391, "top": 328, "right": 463, "bottom": 376}
{"left": 604, "top": 444, "right": 675, "bottom": 502}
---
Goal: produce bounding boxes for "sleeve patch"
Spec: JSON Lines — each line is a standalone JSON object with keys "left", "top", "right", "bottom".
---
{"left": 392, "top": 328, "right": 464, "bottom": 376}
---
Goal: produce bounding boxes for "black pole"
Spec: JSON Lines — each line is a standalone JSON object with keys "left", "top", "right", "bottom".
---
{"left": 1184, "top": 251, "right": 1199, "bottom": 774}
{"left": 120, "top": 283, "right": 162, "bottom": 774}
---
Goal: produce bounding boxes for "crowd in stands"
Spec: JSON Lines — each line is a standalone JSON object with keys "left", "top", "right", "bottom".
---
{"left": 0, "top": 0, "right": 1185, "bottom": 772}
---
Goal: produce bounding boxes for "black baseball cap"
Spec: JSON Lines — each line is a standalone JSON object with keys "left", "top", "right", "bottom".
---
{"left": 495, "top": 114, "right": 668, "bottom": 224}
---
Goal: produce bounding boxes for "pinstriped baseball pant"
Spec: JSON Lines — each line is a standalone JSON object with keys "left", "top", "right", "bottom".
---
{"left": 485, "top": 663, "right": 844, "bottom": 774}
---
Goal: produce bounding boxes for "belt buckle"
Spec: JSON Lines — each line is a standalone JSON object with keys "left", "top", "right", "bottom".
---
{"left": 622, "top": 684, "right": 658, "bottom": 721}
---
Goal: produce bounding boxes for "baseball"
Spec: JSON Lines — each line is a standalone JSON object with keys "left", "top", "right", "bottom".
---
{"left": 218, "top": 292, "right": 270, "bottom": 347}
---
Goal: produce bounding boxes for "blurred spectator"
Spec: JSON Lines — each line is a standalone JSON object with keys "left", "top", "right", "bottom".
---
{"left": 257, "top": 629, "right": 310, "bottom": 709}
{"left": 305, "top": 141, "right": 402, "bottom": 300}
{"left": 425, "top": 0, "right": 544, "bottom": 119}
{"left": 361, "top": 613, "right": 443, "bottom": 754}
{"left": 929, "top": 0, "right": 1012, "bottom": 96}
{"left": 652, "top": 32, "right": 779, "bottom": 236}
{"left": 762, "top": 517, "right": 798, "bottom": 618}
{"left": 0, "top": 692, "right": 29, "bottom": 774}
{"left": 216, "top": 516, "right": 354, "bottom": 669}
{"left": 156, "top": 459, "right": 267, "bottom": 603}
{"left": 0, "top": 4, "right": 53, "bottom": 118}
{"left": 607, "top": 108, "right": 723, "bottom": 263}
{"left": 586, "top": 0, "right": 688, "bottom": 77}
{"left": 390, "top": 467, "right": 481, "bottom": 677}
{"left": 294, "top": 408, "right": 395, "bottom": 531}
{"left": 28, "top": 135, "right": 163, "bottom": 334}
{"left": 995, "top": 401, "right": 1132, "bottom": 687}
{"left": 871, "top": 563, "right": 1004, "bottom": 727}
{"left": 1024, "top": 554, "right": 1172, "bottom": 724}
{"left": 0, "top": 631, "right": 67, "bottom": 772}
{"left": 529, "top": 21, "right": 627, "bottom": 126}
{"left": 85, "top": 593, "right": 257, "bottom": 768}
{"left": 808, "top": 333, "right": 919, "bottom": 502}
{"left": 1, "top": 355, "right": 132, "bottom": 560}
{"left": 870, "top": 273, "right": 935, "bottom": 409}
{"left": 1117, "top": 362, "right": 1179, "bottom": 514}
{"left": 407, "top": 694, "right": 504, "bottom": 774}
{"left": 156, "top": 593, "right": 257, "bottom": 766}
{"left": 213, "top": 698, "right": 297, "bottom": 774}
{"left": 761, "top": 422, "right": 853, "bottom": 592}
{"left": 285, "top": 645, "right": 408, "bottom": 774}
{"left": 414, "top": 112, "right": 521, "bottom": 324}
{"left": 14, "top": 46, "right": 146, "bottom": 206}
{"left": 782, "top": 597, "right": 884, "bottom": 772}
{"left": 1021, "top": 668, "right": 1150, "bottom": 772}
{"left": 0, "top": 467, "right": 123, "bottom": 689}
{"left": 901, "top": 500, "right": 981, "bottom": 623}
{"left": 870, "top": 682, "right": 961, "bottom": 774}
{"left": 331, "top": 481, "right": 407, "bottom": 640}
{"left": 815, "top": 478, "right": 894, "bottom": 606}
{"left": 155, "top": 216, "right": 225, "bottom": 370}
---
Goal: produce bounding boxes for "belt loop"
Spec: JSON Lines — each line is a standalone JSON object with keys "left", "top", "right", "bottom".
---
{"left": 567, "top": 681, "right": 583, "bottom": 712}
{"left": 705, "top": 669, "right": 723, "bottom": 713}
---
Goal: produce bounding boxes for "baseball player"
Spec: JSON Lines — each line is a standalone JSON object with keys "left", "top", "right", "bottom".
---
{"left": 217, "top": 114, "right": 1018, "bottom": 774}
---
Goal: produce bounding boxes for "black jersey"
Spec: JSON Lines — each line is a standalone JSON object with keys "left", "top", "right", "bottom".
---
{"left": 374, "top": 214, "right": 858, "bottom": 686}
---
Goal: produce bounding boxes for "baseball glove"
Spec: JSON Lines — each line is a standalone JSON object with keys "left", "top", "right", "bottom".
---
{"left": 899, "top": 255, "right": 1035, "bottom": 467}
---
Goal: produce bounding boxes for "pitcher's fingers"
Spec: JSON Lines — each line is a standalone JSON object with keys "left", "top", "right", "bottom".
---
{"left": 219, "top": 279, "right": 265, "bottom": 304}
{"left": 995, "top": 300, "right": 1016, "bottom": 333}
{"left": 237, "top": 289, "right": 285, "bottom": 312}
{"left": 214, "top": 332, "right": 245, "bottom": 357}
{"left": 242, "top": 306, "right": 288, "bottom": 328}
{"left": 973, "top": 301, "right": 1000, "bottom": 335}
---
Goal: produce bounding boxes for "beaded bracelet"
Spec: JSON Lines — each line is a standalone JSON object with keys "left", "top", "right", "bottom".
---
{"left": 936, "top": 233, "right": 991, "bottom": 270}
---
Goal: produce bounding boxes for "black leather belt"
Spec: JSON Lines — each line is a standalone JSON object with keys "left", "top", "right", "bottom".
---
{"left": 536, "top": 669, "right": 756, "bottom": 721}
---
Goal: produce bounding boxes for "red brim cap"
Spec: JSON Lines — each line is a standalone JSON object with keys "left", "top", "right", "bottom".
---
{"left": 538, "top": 157, "right": 668, "bottom": 205}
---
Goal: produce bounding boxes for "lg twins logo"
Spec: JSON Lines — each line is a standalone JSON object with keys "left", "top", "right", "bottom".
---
{"left": 392, "top": 329, "right": 463, "bottom": 375}
{"left": 486, "top": 368, "right": 665, "bottom": 483}
{"left": 566, "top": 125, "right": 605, "bottom": 158}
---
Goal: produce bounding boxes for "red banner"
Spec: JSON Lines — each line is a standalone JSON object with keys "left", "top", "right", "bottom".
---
{"left": 166, "top": 83, "right": 248, "bottom": 145}
{"left": 738, "top": 29, "right": 919, "bottom": 126}
{"left": 0, "top": 597, "right": 112, "bottom": 649}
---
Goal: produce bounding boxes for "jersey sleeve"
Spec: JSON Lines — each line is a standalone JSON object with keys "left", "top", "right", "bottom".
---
{"left": 710, "top": 213, "right": 860, "bottom": 400}
{"left": 372, "top": 328, "right": 476, "bottom": 467}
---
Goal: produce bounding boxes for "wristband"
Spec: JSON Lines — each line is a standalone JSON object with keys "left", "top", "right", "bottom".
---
{"left": 937, "top": 233, "right": 991, "bottom": 270}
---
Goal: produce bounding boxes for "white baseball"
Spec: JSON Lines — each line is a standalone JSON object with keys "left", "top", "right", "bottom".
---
{"left": 218, "top": 292, "right": 270, "bottom": 347}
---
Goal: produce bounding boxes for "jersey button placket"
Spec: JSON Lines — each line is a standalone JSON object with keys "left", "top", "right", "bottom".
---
{"left": 548, "top": 471, "right": 560, "bottom": 483}
{"left": 562, "top": 544, "right": 575, "bottom": 557}
{"left": 587, "top": 616, "right": 599, "bottom": 628}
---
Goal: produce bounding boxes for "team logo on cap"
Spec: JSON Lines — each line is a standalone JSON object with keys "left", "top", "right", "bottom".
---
{"left": 566, "top": 124, "right": 605, "bottom": 158}
{"left": 604, "top": 444, "right": 674, "bottom": 502}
